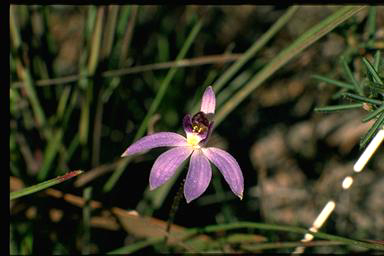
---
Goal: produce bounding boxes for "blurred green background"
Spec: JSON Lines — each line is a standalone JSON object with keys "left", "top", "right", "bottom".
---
{"left": 10, "top": 5, "right": 384, "bottom": 254}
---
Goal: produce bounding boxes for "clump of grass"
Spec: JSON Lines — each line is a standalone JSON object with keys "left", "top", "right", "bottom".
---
{"left": 10, "top": 5, "right": 383, "bottom": 255}
{"left": 314, "top": 50, "right": 383, "bottom": 149}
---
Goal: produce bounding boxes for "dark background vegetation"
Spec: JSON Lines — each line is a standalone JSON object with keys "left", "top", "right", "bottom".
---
{"left": 10, "top": 5, "right": 384, "bottom": 254}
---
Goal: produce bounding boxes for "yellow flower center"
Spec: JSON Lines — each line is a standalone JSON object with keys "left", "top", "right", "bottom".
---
{"left": 187, "top": 133, "right": 201, "bottom": 148}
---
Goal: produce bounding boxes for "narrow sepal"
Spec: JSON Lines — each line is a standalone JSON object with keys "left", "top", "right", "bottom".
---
{"left": 149, "top": 147, "right": 193, "bottom": 190}
{"left": 200, "top": 86, "right": 216, "bottom": 114}
{"left": 184, "top": 150, "right": 212, "bottom": 203}
{"left": 121, "top": 132, "right": 188, "bottom": 157}
{"left": 202, "top": 147, "right": 244, "bottom": 199}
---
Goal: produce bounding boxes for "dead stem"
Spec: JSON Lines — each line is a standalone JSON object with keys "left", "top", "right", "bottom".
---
{"left": 11, "top": 54, "right": 242, "bottom": 88}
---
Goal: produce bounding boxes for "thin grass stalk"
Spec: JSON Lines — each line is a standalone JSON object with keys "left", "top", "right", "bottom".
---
{"left": 366, "top": 6, "right": 377, "bottom": 47}
{"left": 107, "top": 221, "right": 384, "bottom": 254}
{"left": 92, "top": 89, "right": 104, "bottom": 167}
{"left": 101, "top": 6, "right": 119, "bottom": 60}
{"left": 103, "top": 18, "right": 203, "bottom": 193}
{"left": 341, "top": 56, "right": 364, "bottom": 95}
{"left": 314, "top": 103, "right": 363, "bottom": 112}
{"left": 242, "top": 240, "right": 343, "bottom": 251}
{"left": 373, "top": 50, "right": 381, "bottom": 71}
{"left": 11, "top": 54, "right": 241, "bottom": 88}
{"left": 213, "top": 6, "right": 299, "bottom": 93}
{"left": 37, "top": 128, "right": 64, "bottom": 181}
{"left": 79, "top": 7, "right": 105, "bottom": 147}
{"left": 342, "top": 92, "right": 383, "bottom": 105}
{"left": 120, "top": 5, "right": 138, "bottom": 66}
{"left": 362, "top": 57, "right": 383, "bottom": 85}
{"left": 82, "top": 187, "right": 93, "bottom": 254}
{"left": 215, "top": 6, "right": 367, "bottom": 126}
{"left": 11, "top": 7, "right": 47, "bottom": 132}
{"left": 11, "top": 170, "right": 83, "bottom": 200}
{"left": 312, "top": 74, "right": 355, "bottom": 90}
{"left": 164, "top": 180, "right": 185, "bottom": 247}
{"left": 360, "top": 112, "right": 384, "bottom": 148}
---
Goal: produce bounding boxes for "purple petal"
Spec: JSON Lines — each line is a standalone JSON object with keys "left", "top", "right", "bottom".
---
{"left": 183, "top": 114, "right": 193, "bottom": 134}
{"left": 121, "top": 132, "right": 188, "bottom": 157}
{"left": 200, "top": 86, "right": 216, "bottom": 114}
{"left": 149, "top": 146, "right": 193, "bottom": 190}
{"left": 184, "top": 150, "right": 212, "bottom": 203}
{"left": 202, "top": 147, "right": 244, "bottom": 199}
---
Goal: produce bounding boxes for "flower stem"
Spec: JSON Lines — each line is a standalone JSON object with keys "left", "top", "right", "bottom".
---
{"left": 163, "top": 179, "right": 185, "bottom": 247}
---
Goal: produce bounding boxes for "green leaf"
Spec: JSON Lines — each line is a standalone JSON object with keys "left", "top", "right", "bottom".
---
{"left": 241, "top": 240, "right": 343, "bottom": 251}
{"left": 366, "top": 6, "right": 377, "bottom": 47}
{"left": 195, "top": 222, "right": 384, "bottom": 251}
{"left": 37, "top": 128, "right": 64, "bottom": 181}
{"left": 315, "top": 103, "right": 363, "bottom": 112}
{"left": 312, "top": 74, "right": 354, "bottom": 90}
{"left": 11, "top": 170, "right": 83, "bottom": 200}
{"left": 360, "top": 112, "right": 384, "bottom": 149}
{"left": 212, "top": 6, "right": 299, "bottom": 93}
{"left": 362, "top": 57, "right": 383, "bottom": 86}
{"left": 342, "top": 92, "right": 383, "bottom": 105}
{"left": 369, "top": 82, "right": 384, "bottom": 93}
{"left": 82, "top": 187, "right": 92, "bottom": 254}
{"left": 216, "top": 6, "right": 367, "bottom": 125}
{"left": 106, "top": 221, "right": 384, "bottom": 253}
{"left": 373, "top": 50, "right": 381, "bottom": 71}
{"left": 341, "top": 56, "right": 364, "bottom": 95}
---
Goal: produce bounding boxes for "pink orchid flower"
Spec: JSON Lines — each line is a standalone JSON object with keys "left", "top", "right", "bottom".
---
{"left": 122, "top": 86, "right": 244, "bottom": 203}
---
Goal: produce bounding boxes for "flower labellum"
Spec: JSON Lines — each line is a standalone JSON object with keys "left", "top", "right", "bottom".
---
{"left": 122, "top": 86, "right": 244, "bottom": 203}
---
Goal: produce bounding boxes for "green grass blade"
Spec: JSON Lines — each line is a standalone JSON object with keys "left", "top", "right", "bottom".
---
{"left": 87, "top": 7, "right": 104, "bottom": 74}
{"left": 14, "top": 59, "right": 47, "bottom": 128}
{"left": 82, "top": 187, "right": 92, "bottom": 254}
{"left": 196, "top": 222, "right": 384, "bottom": 251}
{"left": 119, "top": 6, "right": 139, "bottom": 65}
{"left": 107, "top": 237, "right": 160, "bottom": 254}
{"left": 362, "top": 104, "right": 384, "bottom": 122}
{"left": 241, "top": 241, "right": 343, "bottom": 251}
{"left": 215, "top": 6, "right": 367, "bottom": 126}
{"left": 101, "top": 6, "right": 118, "bottom": 59}
{"left": 216, "top": 71, "right": 254, "bottom": 109}
{"left": 373, "top": 50, "right": 381, "bottom": 71}
{"left": 360, "top": 112, "right": 384, "bottom": 149}
{"left": 64, "top": 134, "right": 80, "bottom": 163}
{"left": 103, "top": 19, "right": 203, "bottom": 193}
{"left": 85, "top": 6, "right": 97, "bottom": 42}
{"left": 116, "top": 6, "right": 131, "bottom": 37}
{"left": 37, "top": 128, "right": 64, "bottom": 181}
{"left": 133, "top": 19, "right": 203, "bottom": 142}
{"left": 79, "top": 7, "right": 104, "bottom": 146}
{"left": 312, "top": 74, "right": 354, "bottom": 90}
{"left": 10, "top": 170, "right": 83, "bottom": 200}
{"left": 366, "top": 6, "right": 376, "bottom": 47}
{"left": 370, "top": 82, "right": 384, "bottom": 93}
{"left": 107, "top": 221, "right": 384, "bottom": 253}
{"left": 341, "top": 56, "right": 364, "bottom": 95}
{"left": 213, "top": 6, "right": 299, "bottom": 93}
{"left": 362, "top": 57, "right": 383, "bottom": 85}
{"left": 342, "top": 92, "right": 383, "bottom": 105}
{"left": 10, "top": 6, "right": 21, "bottom": 49}
{"left": 314, "top": 103, "right": 363, "bottom": 112}
{"left": 79, "top": 83, "right": 93, "bottom": 146}
{"left": 56, "top": 86, "right": 71, "bottom": 121}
